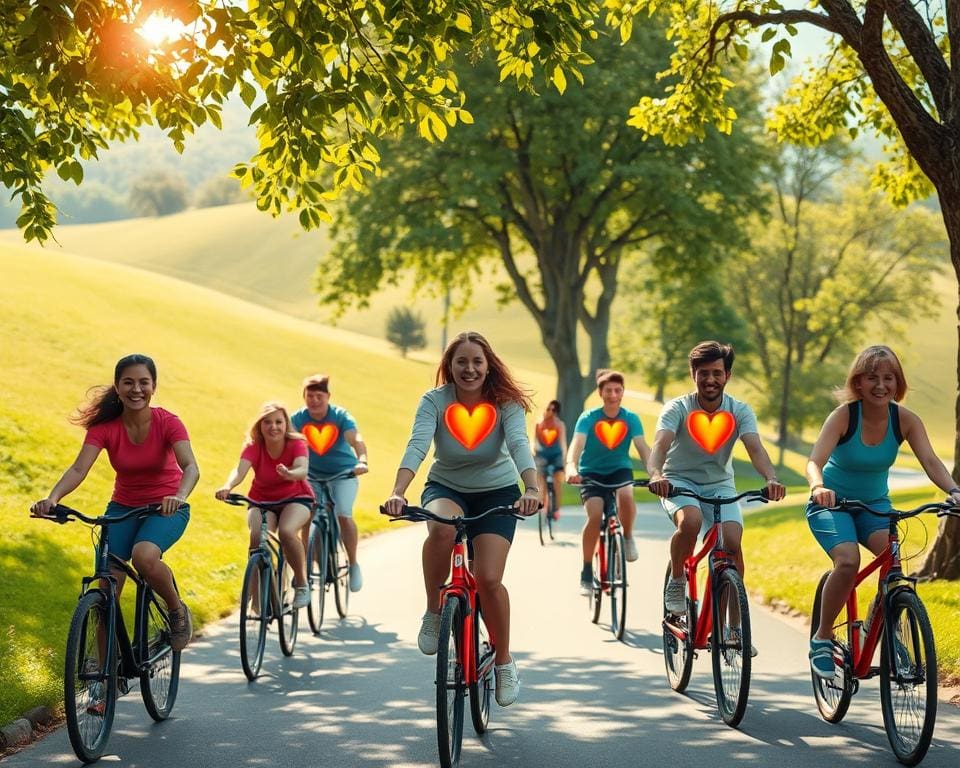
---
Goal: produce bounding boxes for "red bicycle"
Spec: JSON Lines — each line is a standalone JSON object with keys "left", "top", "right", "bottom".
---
{"left": 810, "top": 499, "right": 960, "bottom": 766}
{"left": 383, "top": 504, "right": 524, "bottom": 768}
{"left": 661, "top": 487, "right": 769, "bottom": 727}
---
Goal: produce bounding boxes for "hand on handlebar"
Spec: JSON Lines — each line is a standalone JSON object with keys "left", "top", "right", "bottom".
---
{"left": 160, "top": 495, "right": 185, "bottom": 516}
{"left": 515, "top": 488, "right": 541, "bottom": 516}
{"left": 381, "top": 494, "right": 407, "bottom": 517}
{"left": 647, "top": 476, "right": 671, "bottom": 498}
{"left": 765, "top": 478, "right": 786, "bottom": 502}
{"left": 810, "top": 486, "right": 836, "bottom": 508}
{"left": 30, "top": 498, "right": 57, "bottom": 518}
{"left": 214, "top": 487, "right": 233, "bottom": 502}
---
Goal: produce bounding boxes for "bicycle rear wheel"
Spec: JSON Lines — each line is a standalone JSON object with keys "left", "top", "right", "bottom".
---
{"left": 307, "top": 525, "right": 328, "bottom": 634}
{"left": 277, "top": 556, "right": 299, "bottom": 657}
{"left": 240, "top": 556, "right": 270, "bottom": 681}
{"left": 590, "top": 542, "right": 602, "bottom": 623}
{"left": 711, "top": 568, "right": 751, "bottom": 727}
{"left": 879, "top": 590, "right": 937, "bottom": 766}
{"left": 139, "top": 589, "right": 181, "bottom": 721}
{"left": 810, "top": 570, "right": 852, "bottom": 723}
{"left": 332, "top": 528, "right": 350, "bottom": 618}
{"left": 469, "top": 600, "right": 494, "bottom": 734}
{"left": 65, "top": 590, "right": 117, "bottom": 763}
{"left": 662, "top": 562, "right": 693, "bottom": 692}
{"left": 436, "top": 596, "right": 465, "bottom": 768}
{"left": 608, "top": 531, "right": 627, "bottom": 641}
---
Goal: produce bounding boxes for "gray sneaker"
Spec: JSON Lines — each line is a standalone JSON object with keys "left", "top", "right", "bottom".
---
{"left": 348, "top": 563, "right": 363, "bottom": 593}
{"left": 494, "top": 658, "right": 520, "bottom": 706}
{"left": 664, "top": 578, "right": 686, "bottom": 614}
{"left": 579, "top": 566, "right": 593, "bottom": 596}
{"left": 418, "top": 611, "right": 441, "bottom": 655}
{"left": 292, "top": 585, "right": 310, "bottom": 610}
{"left": 623, "top": 537, "right": 639, "bottom": 562}
{"left": 168, "top": 602, "right": 193, "bottom": 652}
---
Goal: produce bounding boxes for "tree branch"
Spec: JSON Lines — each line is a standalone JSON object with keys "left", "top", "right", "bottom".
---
{"left": 949, "top": 0, "right": 960, "bottom": 129}
{"left": 884, "top": 0, "right": 951, "bottom": 119}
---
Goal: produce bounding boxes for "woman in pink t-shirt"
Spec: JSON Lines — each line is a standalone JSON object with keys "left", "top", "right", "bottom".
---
{"left": 30, "top": 354, "right": 200, "bottom": 652}
{"left": 216, "top": 401, "right": 315, "bottom": 609}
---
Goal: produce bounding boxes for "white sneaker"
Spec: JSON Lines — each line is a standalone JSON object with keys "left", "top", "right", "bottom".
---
{"left": 418, "top": 611, "right": 441, "bottom": 655}
{"left": 349, "top": 563, "right": 363, "bottom": 592}
{"left": 495, "top": 658, "right": 520, "bottom": 706}
{"left": 664, "top": 577, "right": 686, "bottom": 614}
{"left": 292, "top": 585, "right": 310, "bottom": 610}
{"left": 623, "top": 537, "right": 638, "bottom": 562}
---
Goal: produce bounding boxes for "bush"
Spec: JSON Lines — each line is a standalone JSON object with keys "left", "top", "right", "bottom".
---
{"left": 128, "top": 171, "right": 190, "bottom": 217}
{"left": 386, "top": 307, "right": 427, "bottom": 358}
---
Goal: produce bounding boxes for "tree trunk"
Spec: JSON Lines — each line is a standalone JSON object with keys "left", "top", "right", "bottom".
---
{"left": 915, "top": 183, "right": 960, "bottom": 580}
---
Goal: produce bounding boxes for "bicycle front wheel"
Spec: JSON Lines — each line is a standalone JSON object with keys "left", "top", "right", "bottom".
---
{"left": 307, "top": 525, "right": 328, "bottom": 634}
{"left": 810, "top": 570, "right": 852, "bottom": 723}
{"left": 332, "top": 531, "right": 350, "bottom": 618}
{"left": 590, "top": 543, "right": 602, "bottom": 623}
{"left": 240, "top": 556, "right": 269, "bottom": 681}
{"left": 711, "top": 568, "right": 751, "bottom": 727}
{"left": 662, "top": 562, "right": 693, "bottom": 693}
{"left": 469, "top": 600, "right": 494, "bottom": 735}
{"left": 537, "top": 505, "right": 546, "bottom": 546}
{"left": 277, "top": 557, "right": 299, "bottom": 657}
{"left": 546, "top": 486, "right": 556, "bottom": 541}
{"left": 608, "top": 531, "right": 627, "bottom": 641}
{"left": 436, "top": 596, "right": 465, "bottom": 768}
{"left": 65, "top": 590, "right": 117, "bottom": 763}
{"left": 139, "top": 589, "right": 181, "bottom": 721}
{"left": 879, "top": 590, "right": 937, "bottom": 766}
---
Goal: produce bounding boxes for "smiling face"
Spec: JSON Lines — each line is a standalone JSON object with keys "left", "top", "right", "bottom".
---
{"left": 692, "top": 359, "right": 731, "bottom": 408}
{"left": 599, "top": 382, "right": 624, "bottom": 410}
{"left": 450, "top": 341, "right": 488, "bottom": 397}
{"left": 856, "top": 360, "right": 900, "bottom": 406}
{"left": 304, "top": 387, "right": 330, "bottom": 418}
{"left": 115, "top": 364, "right": 155, "bottom": 412}
{"left": 259, "top": 409, "right": 288, "bottom": 442}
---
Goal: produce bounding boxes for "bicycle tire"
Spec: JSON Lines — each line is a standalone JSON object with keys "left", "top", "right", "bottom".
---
{"left": 436, "top": 596, "right": 465, "bottom": 768}
{"left": 469, "top": 599, "right": 494, "bottom": 735}
{"left": 546, "top": 484, "right": 556, "bottom": 541}
{"left": 277, "top": 556, "right": 299, "bottom": 657}
{"left": 711, "top": 568, "right": 751, "bottom": 727}
{"left": 240, "top": 556, "right": 269, "bottom": 681}
{"left": 609, "top": 531, "right": 627, "bottom": 641}
{"left": 537, "top": 505, "right": 546, "bottom": 546}
{"left": 332, "top": 525, "right": 350, "bottom": 618}
{"left": 590, "top": 540, "right": 602, "bottom": 623}
{"left": 64, "top": 590, "right": 118, "bottom": 763}
{"left": 139, "top": 588, "right": 181, "bottom": 721}
{"left": 307, "top": 525, "right": 328, "bottom": 634}
{"left": 879, "top": 589, "right": 937, "bottom": 766}
{"left": 662, "top": 562, "right": 694, "bottom": 692}
{"left": 810, "top": 570, "right": 852, "bottom": 723}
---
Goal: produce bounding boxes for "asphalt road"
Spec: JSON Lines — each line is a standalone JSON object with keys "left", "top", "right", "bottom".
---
{"left": 6, "top": 503, "right": 959, "bottom": 767}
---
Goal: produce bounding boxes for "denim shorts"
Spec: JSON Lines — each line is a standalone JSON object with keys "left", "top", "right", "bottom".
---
{"left": 309, "top": 476, "right": 358, "bottom": 518}
{"left": 421, "top": 481, "right": 521, "bottom": 543}
{"left": 100, "top": 500, "right": 190, "bottom": 561}
{"left": 806, "top": 500, "right": 890, "bottom": 554}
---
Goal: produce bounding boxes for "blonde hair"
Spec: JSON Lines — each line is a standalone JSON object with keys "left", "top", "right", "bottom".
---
{"left": 835, "top": 345, "right": 907, "bottom": 404}
{"left": 245, "top": 401, "right": 305, "bottom": 445}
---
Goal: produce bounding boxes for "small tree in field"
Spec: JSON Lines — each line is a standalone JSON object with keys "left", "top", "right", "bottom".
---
{"left": 386, "top": 307, "right": 427, "bottom": 358}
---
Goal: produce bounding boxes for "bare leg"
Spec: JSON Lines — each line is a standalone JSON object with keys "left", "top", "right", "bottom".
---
{"left": 670, "top": 505, "right": 703, "bottom": 578}
{"left": 278, "top": 504, "right": 312, "bottom": 585}
{"left": 814, "top": 542, "right": 861, "bottom": 640}
{"left": 421, "top": 498, "right": 460, "bottom": 613}
{"left": 471, "top": 533, "right": 513, "bottom": 664}
{"left": 131, "top": 542, "right": 181, "bottom": 611}
{"left": 616, "top": 485, "right": 637, "bottom": 538}
{"left": 551, "top": 470, "right": 564, "bottom": 515}
{"left": 580, "top": 497, "right": 604, "bottom": 564}
{"left": 339, "top": 516, "right": 359, "bottom": 564}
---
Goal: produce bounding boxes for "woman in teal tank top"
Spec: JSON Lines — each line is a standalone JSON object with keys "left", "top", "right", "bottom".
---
{"left": 804, "top": 346, "right": 960, "bottom": 679}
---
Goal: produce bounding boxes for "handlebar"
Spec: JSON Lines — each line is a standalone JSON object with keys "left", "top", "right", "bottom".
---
{"left": 574, "top": 478, "right": 651, "bottom": 490}
{"left": 379, "top": 504, "right": 530, "bottom": 525}
{"left": 32, "top": 503, "right": 162, "bottom": 526}
{"left": 664, "top": 487, "right": 771, "bottom": 505}
{"left": 219, "top": 493, "right": 314, "bottom": 509}
{"left": 310, "top": 470, "right": 357, "bottom": 484}
{"left": 828, "top": 499, "right": 960, "bottom": 520}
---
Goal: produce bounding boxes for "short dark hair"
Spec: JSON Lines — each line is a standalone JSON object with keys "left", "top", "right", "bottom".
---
{"left": 302, "top": 374, "right": 330, "bottom": 393}
{"left": 595, "top": 369, "right": 625, "bottom": 391}
{"left": 688, "top": 341, "right": 735, "bottom": 373}
{"left": 547, "top": 399, "right": 561, "bottom": 415}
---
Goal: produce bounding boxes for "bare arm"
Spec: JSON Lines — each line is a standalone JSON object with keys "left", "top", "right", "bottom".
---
{"left": 164, "top": 439, "right": 200, "bottom": 515}
{"left": 900, "top": 408, "right": 960, "bottom": 503}
{"left": 741, "top": 433, "right": 785, "bottom": 500}
{"left": 565, "top": 431, "right": 586, "bottom": 483}
{"left": 632, "top": 435, "right": 651, "bottom": 468}
{"left": 382, "top": 468, "right": 416, "bottom": 516}
{"left": 807, "top": 405, "right": 847, "bottom": 508}
{"left": 215, "top": 458, "right": 253, "bottom": 500}
{"left": 277, "top": 453, "right": 309, "bottom": 482}
{"left": 344, "top": 428, "right": 369, "bottom": 475}
{"left": 646, "top": 428, "right": 675, "bottom": 496}
{"left": 30, "top": 443, "right": 101, "bottom": 516}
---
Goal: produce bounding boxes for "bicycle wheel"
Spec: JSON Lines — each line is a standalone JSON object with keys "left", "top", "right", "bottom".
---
{"left": 810, "top": 570, "right": 852, "bottom": 723}
{"left": 139, "top": 589, "right": 181, "bottom": 721}
{"left": 711, "top": 568, "right": 751, "bottom": 727}
{"left": 879, "top": 590, "right": 937, "bottom": 766}
{"left": 333, "top": 530, "right": 350, "bottom": 618}
{"left": 662, "top": 562, "right": 694, "bottom": 692}
{"left": 64, "top": 590, "right": 117, "bottom": 763}
{"left": 240, "top": 556, "right": 270, "bottom": 681}
{"left": 307, "top": 525, "right": 328, "bottom": 634}
{"left": 537, "top": 505, "right": 546, "bottom": 546}
{"left": 546, "top": 485, "right": 556, "bottom": 541}
{"left": 436, "top": 596, "right": 465, "bottom": 768}
{"left": 609, "top": 531, "right": 627, "bottom": 641}
{"left": 277, "top": 556, "right": 299, "bottom": 657}
{"left": 469, "top": 600, "right": 494, "bottom": 735}
{"left": 590, "top": 541, "right": 602, "bottom": 623}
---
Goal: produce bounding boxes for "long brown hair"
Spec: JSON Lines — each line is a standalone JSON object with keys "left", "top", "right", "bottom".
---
{"left": 71, "top": 354, "right": 158, "bottom": 429}
{"left": 835, "top": 345, "right": 908, "bottom": 404}
{"left": 436, "top": 331, "right": 533, "bottom": 411}
{"left": 244, "top": 401, "right": 305, "bottom": 445}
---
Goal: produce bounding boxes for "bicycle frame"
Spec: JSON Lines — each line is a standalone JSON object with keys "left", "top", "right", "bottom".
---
{"left": 441, "top": 530, "right": 491, "bottom": 689}
{"left": 595, "top": 498, "right": 622, "bottom": 591}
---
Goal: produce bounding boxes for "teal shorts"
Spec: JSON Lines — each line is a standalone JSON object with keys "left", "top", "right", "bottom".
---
{"left": 806, "top": 501, "right": 889, "bottom": 554}
{"left": 99, "top": 500, "right": 190, "bottom": 562}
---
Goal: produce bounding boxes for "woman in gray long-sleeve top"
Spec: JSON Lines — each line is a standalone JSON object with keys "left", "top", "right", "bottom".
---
{"left": 382, "top": 331, "right": 541, "bottom": 708}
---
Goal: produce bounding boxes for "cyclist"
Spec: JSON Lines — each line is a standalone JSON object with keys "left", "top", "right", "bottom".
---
{"left": 533, "top": 400, "right": 567, "bottom": 520}
{"left": 566, "top": 369, "right": 651, "bottom": 595}
{"left": 806, "top": 345, "right": 960, "bottom": 678}
{"left": 30, "top": 354, "right": 199, "bottom": 652}
{"left": 215, "top": 401, "right": 315, "bottom": 610}
{"left": 382, "top": 330, "right": 540, "bottom": 707}
{"left": 291, "top": 374, "right": 368, "bottom": 592}
{"left": 647, "top": 341, "right": 784, "bottom": 654}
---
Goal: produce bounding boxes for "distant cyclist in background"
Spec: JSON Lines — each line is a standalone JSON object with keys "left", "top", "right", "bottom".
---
{"left": 533, "top": 400, "right": 567, "bottom": 520}
{"left": 292, "top": 374, "right": 368, "bottom": 592}
{"left": 566, "top": 369, "right": 651, "bottom": 595}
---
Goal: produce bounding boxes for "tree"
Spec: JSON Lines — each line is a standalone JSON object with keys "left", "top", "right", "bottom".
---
{"left": 386, "top": 307, "right": 427, "bottom": 358}
{"left": 603, "top": 0, "right": 960, "bottom": 578}
{"left": 194, "top": 175, "right": 249, "bottom": 208}
{"left": 128, "top": 170, "right": 189, "bottom": 216}
{"left": 1, "top": 0, "right": 596, "bottom": 242}
{"left": 321, "top": 29, "right": 771, "bottom": 429}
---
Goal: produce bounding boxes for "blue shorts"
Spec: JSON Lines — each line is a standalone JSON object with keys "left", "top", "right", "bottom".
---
{"left": 421, "top": 481, "right": 521, "bottom": 543}
{"left": 310, "top": 476, "right": 358, "bottom": 518}
{"left": 806, "top": 501, "right": 890, "bottom": 554}
{"left": 100, "top": 501, "right": 190, "bottom": 562}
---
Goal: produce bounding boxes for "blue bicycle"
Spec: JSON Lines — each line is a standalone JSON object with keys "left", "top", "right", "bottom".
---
{"left": 306, "top": 471, "right": 355, "bottom": 632}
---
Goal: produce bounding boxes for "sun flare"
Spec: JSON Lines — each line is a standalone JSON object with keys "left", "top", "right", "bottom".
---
{"left": 137, "top": 13, "right": 185, "bottom": 47}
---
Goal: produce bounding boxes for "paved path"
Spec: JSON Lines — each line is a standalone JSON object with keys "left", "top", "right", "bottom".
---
{"left": 5, "top": 504, "right": 959, "bottom": 767}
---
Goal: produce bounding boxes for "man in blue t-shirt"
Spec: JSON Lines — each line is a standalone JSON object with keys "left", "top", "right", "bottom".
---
{"left": 291, "top": 374, "right": 369, "bottom": 592}
{"left": 566, "top": 369, "right": 651, "bottom": 594}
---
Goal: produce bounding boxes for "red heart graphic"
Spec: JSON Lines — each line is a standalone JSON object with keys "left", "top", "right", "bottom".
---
{"left": 539, "top": 427, "right": 558, "bottom": 447}
{"left": 444, "top": 403, "right": 497, "bottom": 450}
{"left": 686, "top": 410, "right": 735, "bottom": 454}
{"left": 595, "top": 420, "right": 627, "bottom": 450}
{"left": 303, "top": 423, "right": 339, "bottom": 455}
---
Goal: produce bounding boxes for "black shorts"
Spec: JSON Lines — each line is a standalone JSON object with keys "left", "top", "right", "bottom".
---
{"left": 421, "top": 481, "right": 522, "bottom": 543}
{"left": 578, "top": 468, "right": 634, "bottom": 504}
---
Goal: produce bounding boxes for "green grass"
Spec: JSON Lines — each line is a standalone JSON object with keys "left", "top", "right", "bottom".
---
{"left": 746, "top": 486, "right": 960, "bottom": 683}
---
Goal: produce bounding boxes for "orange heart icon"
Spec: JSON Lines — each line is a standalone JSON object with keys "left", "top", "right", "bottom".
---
{"left": 303, "top": 423, "right": 340, "bottom": 455}
{"left": 595, "top": 420, "right": 627, "bottom": 450}
{"left": 686, "top": 410, "right": 735, "bottom": 454}
{"left": 539, "top": 427, "right": 558, "bottom": 447}
{"left": 445, "top": 402, "right": 497, "bottom": 450}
